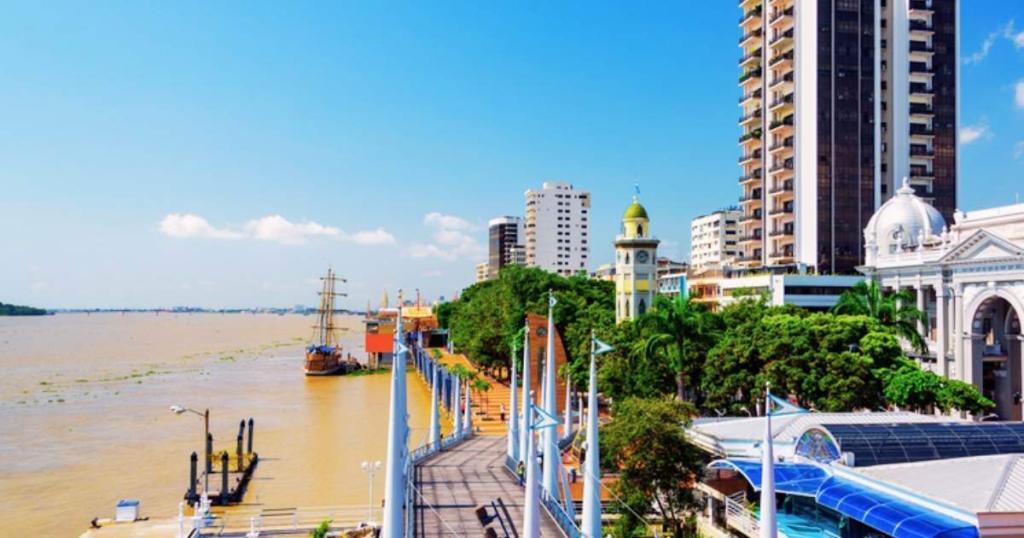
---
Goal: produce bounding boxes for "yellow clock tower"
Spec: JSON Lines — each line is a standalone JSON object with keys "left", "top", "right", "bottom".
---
{"left": 614, "top": 195, "right": 659, "bottom": 323}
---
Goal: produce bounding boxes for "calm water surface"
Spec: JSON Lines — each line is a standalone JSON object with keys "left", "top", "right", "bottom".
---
{"left": 0, "top": 313, "right": 435, "bottom": 537}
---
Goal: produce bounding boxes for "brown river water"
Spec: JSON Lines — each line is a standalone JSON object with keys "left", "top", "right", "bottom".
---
{"left": 0, "top": 313, "right": 436, "bottom": 537}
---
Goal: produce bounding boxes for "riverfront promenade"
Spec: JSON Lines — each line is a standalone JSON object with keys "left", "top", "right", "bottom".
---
{"left": 412, "top": 435, "right": 564, "bottom": 537}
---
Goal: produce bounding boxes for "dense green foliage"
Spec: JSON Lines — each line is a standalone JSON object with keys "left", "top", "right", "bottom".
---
{"left": 442, "top": 267, "right": 992, "bottom": 417}
{"left": 599, "top": 397, "right": 702, "bottom": 538}
{"left": 0, "top": 302, "right": 47, "bottom": 316}
{"left": 445, "top": 265, "right": 614, "bottom": 383}
{"left": 833, "top": 280, "right": 929, "bottom": 352}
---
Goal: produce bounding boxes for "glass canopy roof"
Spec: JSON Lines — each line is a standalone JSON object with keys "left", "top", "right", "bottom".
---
{"left": 821, "top": 422, "right": 1024, "bottom": 467}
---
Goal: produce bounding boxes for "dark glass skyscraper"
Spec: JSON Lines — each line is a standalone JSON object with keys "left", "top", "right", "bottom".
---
{"left": 736, "top": 0, "right": 957, "bottom": 275}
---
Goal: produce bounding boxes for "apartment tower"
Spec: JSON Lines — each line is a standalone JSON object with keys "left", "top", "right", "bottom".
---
{"left": 487, "top": 216, "right": 524, "bottom": 279}
{"left": 525, "top": 182, "right": 591, "bottom": 276}
{"left": 737, "top": 0, "right": 956, "bottom": 274}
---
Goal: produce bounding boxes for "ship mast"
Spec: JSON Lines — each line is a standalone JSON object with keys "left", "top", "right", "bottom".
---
{"left": 314, "top": 268, "right": 347, "bottom": 347}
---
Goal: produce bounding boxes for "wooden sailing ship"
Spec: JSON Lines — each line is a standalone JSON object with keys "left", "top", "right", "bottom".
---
{"left": 304, "top": 268, "right": 350, "bottom": 376}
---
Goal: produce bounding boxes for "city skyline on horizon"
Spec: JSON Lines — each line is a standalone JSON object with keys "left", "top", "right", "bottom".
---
{"left": 2, "top": 1, "right": 1023, "bottom": 309}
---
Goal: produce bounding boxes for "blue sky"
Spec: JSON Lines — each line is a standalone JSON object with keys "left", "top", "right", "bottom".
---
{"left": 1, "top": 1, "right": 1022, "bottom": 309}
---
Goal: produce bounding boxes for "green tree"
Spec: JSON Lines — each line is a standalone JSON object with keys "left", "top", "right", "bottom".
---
{"left": 600, "top": 397, "right": 703, "bottom": 538}
{"left": 635, "top": 296, "right": 717, "bottom": 401}
{"left": 598, "top": 319, "right": 677, "bottom": 402}
{"left": 832, "top": 280, "right": 929, "bottom": 353}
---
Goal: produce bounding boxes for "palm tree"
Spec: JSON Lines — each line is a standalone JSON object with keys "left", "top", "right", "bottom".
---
{"left": 832, "top": 280, "right": 929, "bottom": 353}
{"left": 635, "top": 295, "right": 714, "bottom": 401}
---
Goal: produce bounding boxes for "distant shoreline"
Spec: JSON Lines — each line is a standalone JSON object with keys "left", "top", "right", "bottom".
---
{"left": 39, "top": 308, "right": 367, "bottom": 315}
{"left": 0, "top": 303, "right": 49, "bottom": 316}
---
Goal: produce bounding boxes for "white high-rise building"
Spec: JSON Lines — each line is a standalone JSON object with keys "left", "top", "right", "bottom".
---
{"left": 690, "top": 209, "right": 742, "bottom": 273}
{"left": 525, "top": 182, "right": 591, "bottom": 276}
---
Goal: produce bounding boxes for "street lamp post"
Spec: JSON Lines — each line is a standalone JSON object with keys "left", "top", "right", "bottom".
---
{"left": 360, "top": 460, "right": 382, "bottom": 524}
{"left": 171, "top": 405, "right": 210, "bottom": 494}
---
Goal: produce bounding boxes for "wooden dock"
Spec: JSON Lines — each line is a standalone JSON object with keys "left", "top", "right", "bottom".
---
{"left": 411, "top": 435, "right": 564, "bottom": 537}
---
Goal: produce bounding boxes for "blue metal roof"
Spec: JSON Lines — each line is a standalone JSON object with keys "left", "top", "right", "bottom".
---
{"left": 711, "top": 459, "right": 978, "bottom": 538}
{"left": 709, "top": 460, "right": 828, "bottom": 497}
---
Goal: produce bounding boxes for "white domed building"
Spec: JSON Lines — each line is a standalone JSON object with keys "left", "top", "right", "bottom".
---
{"left": 860, "top": 180, "right": 1024, "bottom": 420}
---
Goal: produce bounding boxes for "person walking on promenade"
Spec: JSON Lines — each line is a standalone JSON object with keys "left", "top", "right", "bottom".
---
{"left": 516, "top": 460, "right": 525, "bottom": 486}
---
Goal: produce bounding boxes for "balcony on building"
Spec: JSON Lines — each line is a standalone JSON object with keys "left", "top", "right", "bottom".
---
{"left": 739, "top": 127, "right": 763, "bottom": 145}
{"left": 769, "top": 6, "right": 793, "bottom": 27}
{"left": 740, "top": 67, "right": 763, "bottom": 88}
{"left": 909, "top": 123, "right": 935, "bottom": 140}
{"left": 909, "top": 103, "right": 934, "bottom": 121}
{"left": 738, "top": 88, "right": 762, "bottom": 105}
{"left": 909, "top": 40, "right": 935, "bottom": 58}
{"left": 739, "top": 169, "right": 762, "bottom": 185}
{"left": 739, "top": 48, "right": 762, "bottom": 69}
{"left": 768, "top": 205, "right": 793, "bottom": 217}
{"left": 769, "top": 50, "right": 794, "bottom": 71}
{"left": 909, "top": 18, "right": 934, "bottom": 36}
{"left": 738, "top": 28, "right": 763, "bottom": 48}
{"left": 739, "top": 189, "right": 762, "bottom": 205}
{"left": 769, "top": 158, "right": 794, "bottom": 176}
{"left": 769, "top": 115, "right": 794, "bottom": 137}
{"left": 738, "top": 108, "right": 762, "bottom": 127}
{"left": 769, "top": 71, "right": 794, "bottom": 90}
{"left": 739, "top": 5, "right": 762, "bottom": 28}
{"left": 769, "top": 179, "right": 794, "bottom": 197}
{"left": 908, "top": 0, "right": 934, "bottom": 18}
{"left": 769, "top": 92, "right": 793, "bottom": 114}
{"left": 909, "top": 82, "right": 933, "bottom": 103}
{"left": 909, "top": 144, "right": 935, "bottom": 159}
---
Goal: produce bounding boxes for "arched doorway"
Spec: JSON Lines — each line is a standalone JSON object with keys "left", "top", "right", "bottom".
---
{"left": 970, "top": 296, "right": 1023, "bottom": 420}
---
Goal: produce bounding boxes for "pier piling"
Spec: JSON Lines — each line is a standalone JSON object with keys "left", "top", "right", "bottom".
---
{"left": 189, "top": 452, "right": 198, "bottom": 501}
{"left": 238, "top": 419, "right": 245, "bottom": 446}
{"left": 247, "top": 418, "right": 254, "bottom": 454}
{"left": 221, "top": 452, "right": 229, "bottom": 500}
{"left": 236, "top": 435, "right": 243, "bottom": 472}
{"left": 206, "top": 433, "right": 213, "bottom": 474}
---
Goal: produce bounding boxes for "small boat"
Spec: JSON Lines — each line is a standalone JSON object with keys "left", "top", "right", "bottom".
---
{"left": 305, "top": 269, "right": 349, "bottom": 376}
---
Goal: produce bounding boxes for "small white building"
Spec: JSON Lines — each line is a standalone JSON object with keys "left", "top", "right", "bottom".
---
{"left": 690, "top": 208, "right": 741, "bottom": 273}
{"left": 859, "top": 180, "right": 1024, "bottom": 421}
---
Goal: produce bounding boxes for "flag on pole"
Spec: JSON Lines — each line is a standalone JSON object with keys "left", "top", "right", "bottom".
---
{"left": 593, "top": 338, "right": 614, "bottom": 356}
{"left": 767, "top": 392, "right": 806, "bottom": 416}
{"left": 530, "top": 403, "right": 559, "bottom": 431}
{"left": 549, "top": 293, "right": 557, "bottom": 308}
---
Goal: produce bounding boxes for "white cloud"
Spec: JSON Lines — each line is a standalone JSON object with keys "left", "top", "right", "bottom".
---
{"left": 343, "top": 228, "right": 396, "bottom": 246}
{"left": 159, "top": 213, "right": 243, "bottom": 239}
{"left": 1016, "top": 80, "right": 1024, "bottom": 109}
{"left": 244, "top": 215, "right": 339, "bottom": 245}
{"left": 1014, "top": 142, "right": 1024, "bottom": 160}
{"left": 423, "top": 269, "right": 444, "bottom": 278}
{"left": 160, "top": 213, "right": 393, "bottom": 246}
{"left": 966, "top": 20, "right": 1019, "bottom": 65}
{"left": 408, "top": 212, "right": 485, "bottom": 261}
{"left": 423, "top": 212, "right": 472, "bottom": 231}
{"left": 959, "top": 123, "right": 990, "bottom": 145}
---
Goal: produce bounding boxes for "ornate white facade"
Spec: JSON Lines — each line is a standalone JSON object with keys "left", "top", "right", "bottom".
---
{"left": 860, "top": 181, "right": 1024, "bottom": 420}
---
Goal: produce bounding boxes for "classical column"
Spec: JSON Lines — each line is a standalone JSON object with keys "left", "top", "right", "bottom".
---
{"left": 936, "top": 286, "right": 948, "bottom": 377}
{"left": 915, "top": 282, "right": 926, "bottom": 338}
{"left": 953, "top": 286, "right": 965, "bottom": 383}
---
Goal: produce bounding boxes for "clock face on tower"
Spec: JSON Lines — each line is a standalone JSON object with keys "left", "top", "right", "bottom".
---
{"left": 636, "top": 250, "right": 649, "bottom": 264}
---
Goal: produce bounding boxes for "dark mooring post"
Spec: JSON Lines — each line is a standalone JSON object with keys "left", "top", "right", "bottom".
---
{"left": 238, "top": 419, "right": 245, "bottom": 443}
{"left": 236, "top": 434, "right": 243, "bottom": 472}
{"left": 220, "top": 452, "right": 229, "bottom": 499}
{"left": 205, "top": 433, "right": 213, "bottom": 474}
{"left": 188, "top": 452, "right": 198, "bottom": 502}
{"left": 247, "top": 418, "right": 254, "bottom": 454}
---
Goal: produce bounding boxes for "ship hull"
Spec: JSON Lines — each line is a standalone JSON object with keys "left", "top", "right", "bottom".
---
{"left": 304, "top": 348, "right": 347, "bottom": 376}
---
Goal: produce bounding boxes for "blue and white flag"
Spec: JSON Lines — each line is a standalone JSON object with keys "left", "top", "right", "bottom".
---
{"left": 530, "top": 403, "right": 559, "bottom": 430}
{"left": 395, "top": 342, "right": 409, "bottom": 355}
{"left": 593, "top": 337, "right": 614, "bottom": 356}
{"left": 767, "top": 392, "right": 806, "bottom": 416}
{"left": 549, "top": 293, "right": 557, "bottom": 308}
